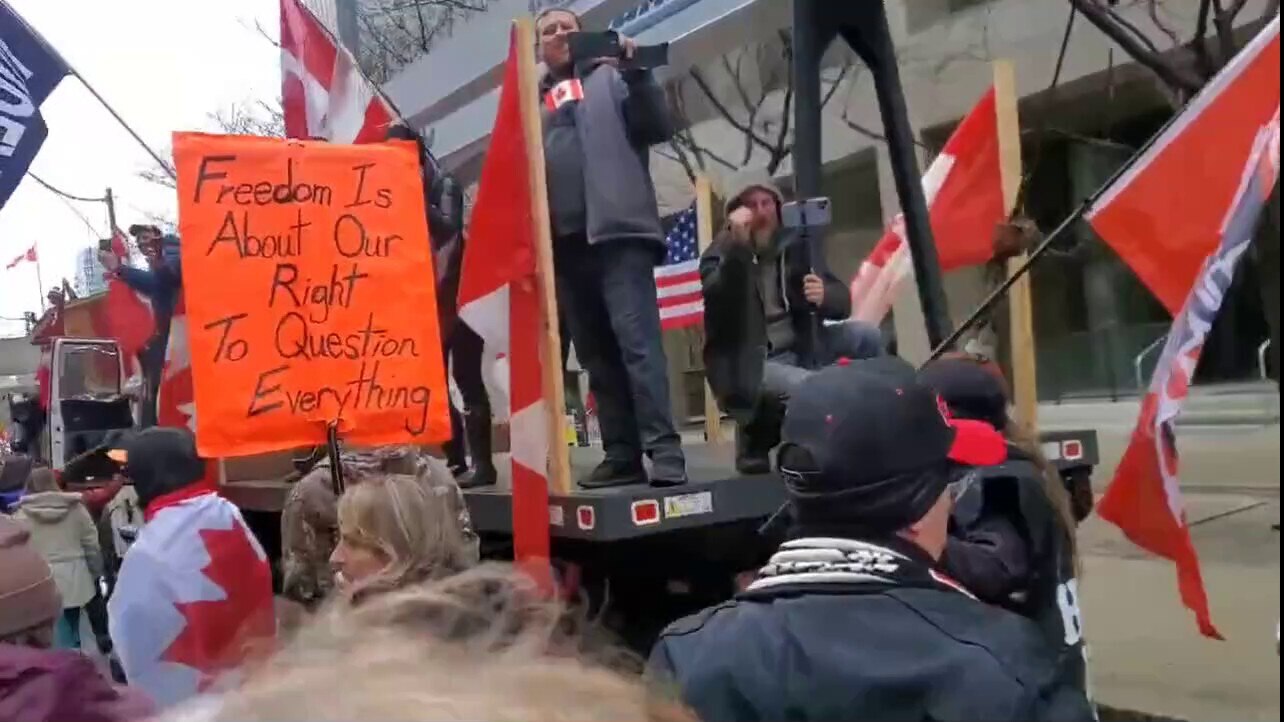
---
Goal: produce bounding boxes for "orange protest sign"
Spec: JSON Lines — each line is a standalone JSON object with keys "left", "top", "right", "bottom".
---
{"left": 172, "top": 132, "right": 449, "bottom": 457}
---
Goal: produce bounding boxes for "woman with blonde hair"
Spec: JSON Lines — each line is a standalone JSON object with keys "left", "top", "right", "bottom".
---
{"left": 330, "top": 471, "right": 478, "bottom": 603}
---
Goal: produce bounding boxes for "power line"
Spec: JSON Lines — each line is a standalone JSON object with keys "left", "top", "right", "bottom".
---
{"left": 25, "top": 173, "right": 106, "bottom": 239}
{"left": 25, "top": 172, "right": 106, "bottom": 203}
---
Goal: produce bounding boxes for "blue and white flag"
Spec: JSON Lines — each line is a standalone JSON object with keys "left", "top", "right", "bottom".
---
{"left": 1, "top": 1, "right": 70, "bottom": 209}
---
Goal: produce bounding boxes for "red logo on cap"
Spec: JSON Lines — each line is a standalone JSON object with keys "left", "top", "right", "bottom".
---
{"left": 936, "top": 395, "right": 953, "bottom": 424}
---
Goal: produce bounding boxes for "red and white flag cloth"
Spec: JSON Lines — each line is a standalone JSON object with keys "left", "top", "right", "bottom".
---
{"left": 103, "top": 230, "right": 155, "bottom": 360}
{"left": 5, "top": 243, "right": 37, "bottom": 270}
{"left": 279, "top": 0, "right": 393, "bottom": 144}
{"left": 850, "top": 87, "right": 1006, "bottom": 323}
{"left": 457, "top": 26, "right": 552, "bottom": 590}
{"left": 1085, "top": 17, "right": 1279, "bottom": 314}
{"left": 108, "top": 489, "right": 275, "bottom": 708}
{"left": 158, "top": 295, "right": 196, "bottom": 432}
{"left": 1097, "top": 109, "right": 1279, "bottom": 640}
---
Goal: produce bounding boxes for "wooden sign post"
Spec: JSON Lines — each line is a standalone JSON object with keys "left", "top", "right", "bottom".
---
{"left": 514, "top": 15, "right": 573, "bottom": 495}
{"left": 993, "top": 60, "right": 1039, "bottom": 434}
{"left": 694, "top": 175, "right": 727, "bottom": 446}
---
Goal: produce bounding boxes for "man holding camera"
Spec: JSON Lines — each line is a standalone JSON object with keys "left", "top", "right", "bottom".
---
{"left": 701, "top": 177, "right": 884, "bottom": 474}
{"left": 536, "top": 8, "right": 685, "bottom": 488}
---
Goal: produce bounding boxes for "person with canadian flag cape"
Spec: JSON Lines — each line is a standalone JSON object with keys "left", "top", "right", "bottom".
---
{"left": 106, "top": 427, "right": 274, "bottom": 708}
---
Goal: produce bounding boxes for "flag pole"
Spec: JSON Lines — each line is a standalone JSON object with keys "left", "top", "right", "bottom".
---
{"left": 34, "top": 243, "right": 46, "bottom": 311}
{"left": 69, "top": 71, "right": 175, "bottom": 180}
{"left": 694, "top": 175, "right": 727, "bottom": 446}
{"left": 514, "top": 16, "right": 572, "bottom": 496}
{"left": 1, "top": 5, "right": 176, "bottom": 180}
{"left": 992, "top": 60, "right": 1039, "bottom": 433}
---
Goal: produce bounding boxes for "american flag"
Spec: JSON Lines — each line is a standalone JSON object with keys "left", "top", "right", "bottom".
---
{"left": 654, "top": 204, "right": 703, "bottom": 330}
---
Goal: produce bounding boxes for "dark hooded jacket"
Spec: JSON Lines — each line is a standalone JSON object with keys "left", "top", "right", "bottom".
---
{"left": 0, "top": 643, "right": 154, "bottom": 722}
{"left": 944, "top": 444, "right": 1088, "bottom": 696}
{"left": 648, "top": 536, "right": 1093, "bottom": 722}
{"left": 700, "top": 178, "right": 850, "bottom": 419}
{"left": 540, "top": 61, "right": 672, "bottom": 247}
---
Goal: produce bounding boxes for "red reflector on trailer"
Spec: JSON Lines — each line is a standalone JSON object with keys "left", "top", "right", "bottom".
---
{"left": 631, "top": 499, "right": 661, "bottom": 526}
{"left": 576, "top": 505, "right": 596, "bottom": 531}
{"left": 1061, "top": 440, "right": 1084, "bottom": 461}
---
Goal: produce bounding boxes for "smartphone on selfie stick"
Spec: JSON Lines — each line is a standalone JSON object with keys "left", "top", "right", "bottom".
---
{"left": 781, "top": 198, "right": 833, "bottom": 367}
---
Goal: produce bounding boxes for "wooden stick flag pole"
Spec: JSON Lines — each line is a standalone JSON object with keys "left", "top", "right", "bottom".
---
{"left": 993, "top": 60, "right": 1039, "bottom": 433}
{"left": 694, "top": 175, "right": 727, "bottom": 446}
{"left": 514, "top": 16, "right": 573, "bottom": 496}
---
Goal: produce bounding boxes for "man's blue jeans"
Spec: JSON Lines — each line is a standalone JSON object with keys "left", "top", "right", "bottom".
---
{"left": 555, "top": 236, "right": 684, "bottom": 467}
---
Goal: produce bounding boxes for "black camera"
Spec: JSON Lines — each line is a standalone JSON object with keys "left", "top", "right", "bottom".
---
{"left": 567, "top": 31, "right": 669, "bottom": 71}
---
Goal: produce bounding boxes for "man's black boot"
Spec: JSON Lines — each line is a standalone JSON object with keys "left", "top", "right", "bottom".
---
{"left": 580, "top": 457, "right": 646, "bottom": 489}
{"left": 457, "top": 409, "right": 497, "bottom": 489}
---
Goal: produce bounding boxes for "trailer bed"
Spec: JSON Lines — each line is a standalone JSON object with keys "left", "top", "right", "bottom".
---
{"left": 468, "top": 443, "right": 786, "bottom": 542}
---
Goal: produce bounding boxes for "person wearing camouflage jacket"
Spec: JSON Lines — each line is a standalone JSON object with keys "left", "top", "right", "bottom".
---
{"left": 280, "top": 446, "right": 478, "bottom": 609}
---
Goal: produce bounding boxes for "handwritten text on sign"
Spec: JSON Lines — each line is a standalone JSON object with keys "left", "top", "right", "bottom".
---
{"left": 173, "top": 133, "right": 448, "bottom": 457}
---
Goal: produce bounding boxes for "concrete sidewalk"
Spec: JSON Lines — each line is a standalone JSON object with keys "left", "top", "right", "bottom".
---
{"left": 1080, "top": 496, "right": 1280, "bottom": 722}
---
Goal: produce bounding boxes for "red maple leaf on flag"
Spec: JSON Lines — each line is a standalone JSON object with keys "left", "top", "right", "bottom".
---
{"left": 163, "top": 518, "right": 275, "bottom": 688}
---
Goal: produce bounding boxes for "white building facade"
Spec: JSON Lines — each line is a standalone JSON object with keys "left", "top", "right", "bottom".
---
{"left": 354, "top": 0, "right": 1275, "bottom": 418}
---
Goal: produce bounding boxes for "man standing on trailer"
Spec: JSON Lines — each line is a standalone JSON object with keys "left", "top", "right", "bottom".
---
{"left": 535, "top": 8, "right": 686, "bottom": 488}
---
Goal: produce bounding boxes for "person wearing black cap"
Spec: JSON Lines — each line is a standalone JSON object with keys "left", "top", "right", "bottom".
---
{"left": 648, "top": 357, "right": 1093, "bottom": 722}
{"left": 386, "top": 123, "right": 496, "bottom": 489}
{"left": 919, "top": 353, "right": 1090, "bottom": 699}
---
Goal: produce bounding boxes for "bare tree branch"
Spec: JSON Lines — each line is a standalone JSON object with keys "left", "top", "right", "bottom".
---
{"left": 688, "top": 67, "right": 777, "bottom": 155}
{"left": 1209, "top": 0, "right": 1240, "bottom": 66}
{"left": 1190, "top": 0, "right": 1217, "bottom": 78}
{"left": 1070, "top": 0, "right": 1205, "bottom": 94}
{"left": 1147, "top": 1, "right": 1182, "bottom": 49}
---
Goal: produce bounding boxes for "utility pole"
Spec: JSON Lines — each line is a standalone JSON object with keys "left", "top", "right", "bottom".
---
{"left": 105, "top": 187, "right": 118, "bottom": 234}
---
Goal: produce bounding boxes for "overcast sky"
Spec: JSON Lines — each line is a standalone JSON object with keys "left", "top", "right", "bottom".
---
{"left": 1, "top": 0, "right": 280, "bottom": 337}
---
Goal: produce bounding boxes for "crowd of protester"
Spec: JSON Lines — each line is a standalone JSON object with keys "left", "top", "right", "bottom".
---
{"left": 1, "top": 351, "right": 1095, "bottom": 721}
{"left": 0, "top": 10, "right": 1100, "bottom": 721}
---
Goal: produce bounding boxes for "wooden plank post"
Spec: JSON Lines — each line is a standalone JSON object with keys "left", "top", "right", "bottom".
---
{"left": 993, "top": 60, "right": 1038, "bottom": 434}
{"left": 515, "top": 16, "right": 572, "bottom": 495}
{"left": 694, "top": 175, "right": 727, "bottom": 446}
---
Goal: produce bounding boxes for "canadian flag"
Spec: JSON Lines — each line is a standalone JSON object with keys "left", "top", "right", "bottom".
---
{"left": 457, "top": 26, "right": 551, "bottom": 590}
{"left": 545, "top": 78, "right": 584, "bottom": 111}
{"left": 158, "top": 295, "right": 196, "bottom": 433}
{"left": 103, "top": 230, "right": 155, "bottom": 360}
{"left": 4, "top": 243, "right": 37, "bottom": 270}
{"left": 850, "top": 88, "right": 1005, "bottom": 323}
{"left": 279, "top": 0, "right": 394, "bottom": 143}
{"left": 108, "top": 489, "right": 275, "bottom": 708}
